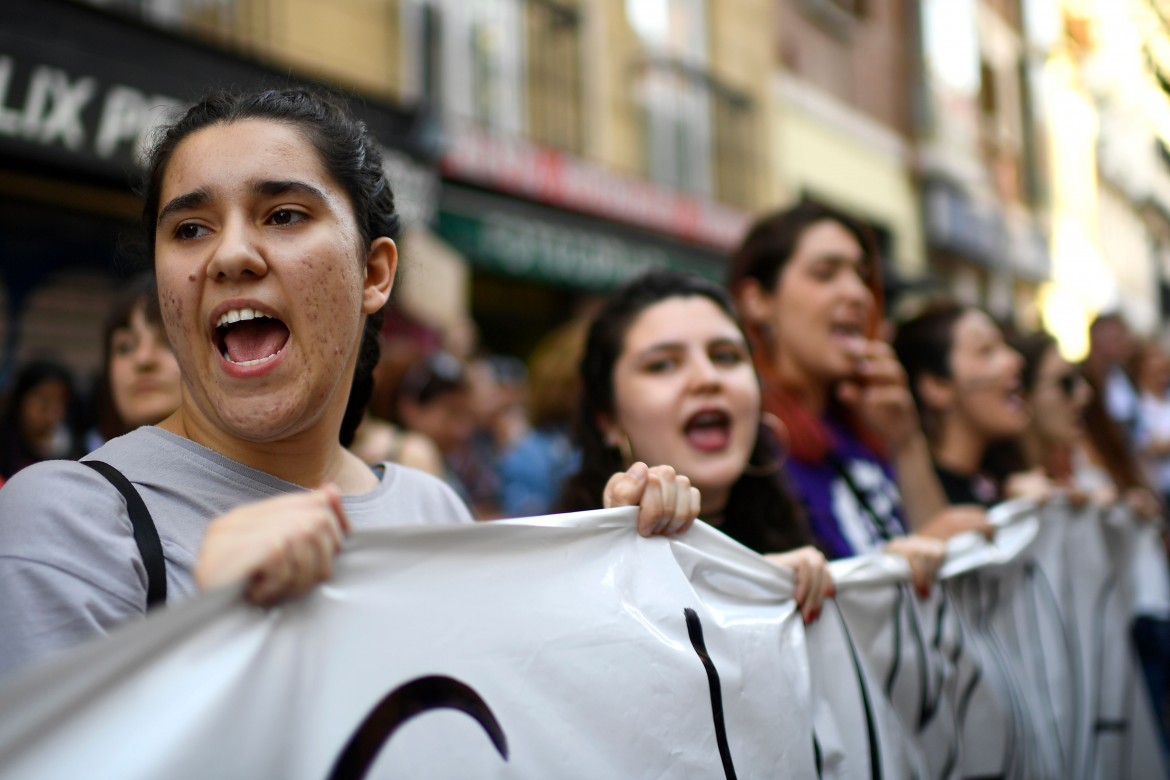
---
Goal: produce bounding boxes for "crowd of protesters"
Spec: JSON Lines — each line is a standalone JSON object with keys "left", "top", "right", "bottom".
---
{"left": 0, "top": 86, "right": 1167, "bottom": 754}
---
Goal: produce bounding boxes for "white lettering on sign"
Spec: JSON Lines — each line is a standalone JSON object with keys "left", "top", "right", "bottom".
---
{"left": 0, "top": 56, "right": 21, "bottom": 134}
{"left": 0, "top": 54, "right": 182, "bottom": 162}
{"left": 95, "top": 86, "right": 181, "bottom": 162}
{"left": 37, "top": 69, "right": 96, "bottom": 150}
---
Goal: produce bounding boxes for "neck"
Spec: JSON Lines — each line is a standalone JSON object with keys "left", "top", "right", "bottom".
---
{"left": 700, "top": 488, "right": 730, "bottom": 523}
{"left": 774, "top": 354, "right": 828, "bottom": 417}
{"left": 932, "top": 418, "right": 987, "bottom": 475}
{"left": 159, "top": 407, "right": 375, "bottom": 494}
{"left": 1020, "top": 428, "right": 1053, "bottom": 475}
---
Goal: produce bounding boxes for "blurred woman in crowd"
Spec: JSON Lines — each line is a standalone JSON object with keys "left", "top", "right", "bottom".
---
{"left": 0, "top": 358, "right": 80, "bottom": 481}
{"left": 562, "top": 270, "right": 833, "bottom": 622}
{"left": 892, "top": 300, "right": 1034, "bottom": 507}
{"left": 0, "top": 86, "right": 696, "bottom": 679}
{"left": 395, "top": 350, "right": 482, "bottom": 510}
{"left": 498, "top": 319, "right": 586, "bottom": 517}
{"left": 726, "top": 200, "right": 966, "bottom": 593}
{"left": 88, "top": 274, "right": 183, "bottom": 448}
{"left": 1014, "top": 330, "right": 1170, "bottom": 741}
{"left": 1135, "top": 339, "right": 1170, "bottom": 507}
{"left": 349, "top": 330, "right": 444, "bottom": 476}
{"left": 1011, "top": 332, "right": 1094, "bottom": 488}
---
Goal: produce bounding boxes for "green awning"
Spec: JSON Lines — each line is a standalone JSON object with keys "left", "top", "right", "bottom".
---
{"left": 436, "top": 192, "right": 724, "bottom": 291}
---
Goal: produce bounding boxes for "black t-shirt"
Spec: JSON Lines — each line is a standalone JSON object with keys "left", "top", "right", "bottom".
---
{"left": 935, "top": 465, "right": 1000, "bottom": 507}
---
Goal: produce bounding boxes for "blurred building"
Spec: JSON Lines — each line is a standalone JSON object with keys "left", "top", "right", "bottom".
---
{"left": 916, "top": 0, "right": 1053, "bottom": 324}
{"left": 0, "top": 0, "right": 775, "bottom": 383}
{"left": 0, "top": 0, "right": 439, "bottom": 388}
{"left": 8, "top": 0, "right": 1170, "bottom": 385}
{"left": 1038, "top": 0, "right": 1170, "bottom": 357}
{"left": 771, "top": 0, "right": 927, "bottom": 299}
{"left": 768, "top": 0, "right": 1052, "bottom": 324}
{"left": 409, "top": 0, "right": 771, "bottom": 356}
{"left": 769, "top": 0, "right": 1170, "bottom": 355}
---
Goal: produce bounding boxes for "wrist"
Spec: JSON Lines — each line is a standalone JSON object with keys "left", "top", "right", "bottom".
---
{"left": 889, "top": 428, "right": 929, "bottom": 462}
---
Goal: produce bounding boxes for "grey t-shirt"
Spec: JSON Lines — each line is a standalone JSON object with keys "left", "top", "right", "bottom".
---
{"left": 0, "top": 426, "right": 473, "bottom": 679}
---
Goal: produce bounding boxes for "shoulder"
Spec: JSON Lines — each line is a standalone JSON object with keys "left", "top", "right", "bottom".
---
{"left": 0, "top": 458, "right": 127, "bottom": 524}
{"left": 0, "top": 458, "right": 142, "bottom": 596}
{"left": 346, "top": 462, "right": 475, "bottom": 526}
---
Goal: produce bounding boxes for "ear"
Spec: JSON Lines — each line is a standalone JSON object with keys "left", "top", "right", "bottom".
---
{"left": 362, "top": 236, "right": 397, "bottom": 314}
{"left": 736, "top": 278, "right": 774, "bottom": 328}
{"left": 916, "top": 372, "right": 955, "bottom": 413}
{"left": 596, "top": 412, "right": 621, "bottom": 447}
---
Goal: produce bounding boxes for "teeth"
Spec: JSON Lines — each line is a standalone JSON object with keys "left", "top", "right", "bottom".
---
{"left": 227, "top": 353, "right": 278, "bottom": 367}
{"left": 216, "top": 308, "right": 271, "bottom": 328}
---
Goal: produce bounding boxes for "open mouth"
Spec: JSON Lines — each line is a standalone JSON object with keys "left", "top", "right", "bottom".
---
{"left": 829, "top": 322, "right": 866, "bottom": 352}
{"left": 1003, "top": 380, "right": 1024, "bottom": 408}
{"left": 684, "top": 409, "right": 732, "bottom": 452}
{"left": 214, "top": 308, "right": 290, "bottom": 367}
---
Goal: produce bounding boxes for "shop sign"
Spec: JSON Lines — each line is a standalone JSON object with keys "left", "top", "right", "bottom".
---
{"left": 0, "top": 53, "right": 182, "bottom": 175}
{"left": 438, "top": 209, "right": 719, "bottom": 290}
{"left": 441, "top": 120, "right": 749, "bottom": 250}
{"left": 0, "top": 0, "right": 440, "bottom": 222}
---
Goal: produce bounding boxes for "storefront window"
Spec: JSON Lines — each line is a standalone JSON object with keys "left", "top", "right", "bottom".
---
{"left": 414, "top": 0, "right": 528, "bottom": 136}
{"left": 625, "top": 0, "right": 712, "bottom": 199}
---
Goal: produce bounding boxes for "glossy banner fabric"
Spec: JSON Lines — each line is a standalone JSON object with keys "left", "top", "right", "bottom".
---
{"left": 0, "top": 502, "right": 1165, "bottom": 779}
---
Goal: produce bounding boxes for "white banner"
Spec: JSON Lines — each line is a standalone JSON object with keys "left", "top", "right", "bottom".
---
{"left": 0, "top": 502, "right": 1165, "bottom": 779}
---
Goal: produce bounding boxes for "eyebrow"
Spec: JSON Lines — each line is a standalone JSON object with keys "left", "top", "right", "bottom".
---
{"left": 253, "top": 179, "right": 328, "bottom": 202}
{"left": 156, "top": 180, "right": 328, "bottom": 227}
{"left": 156, "top": 187, "right": 211, "bottom": 227}
{"left": 813, "top": 254, "right": 865, "bottom": 267}
{"left": 635, "top": 336, "right": 746, "bottom": 357}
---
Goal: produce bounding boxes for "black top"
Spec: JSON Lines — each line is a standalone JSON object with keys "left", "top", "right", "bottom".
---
{"left": 935, "top": 465, "right": 1000, "bottom": 507}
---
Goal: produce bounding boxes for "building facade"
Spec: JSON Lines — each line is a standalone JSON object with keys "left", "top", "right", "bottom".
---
{"left": 0, "top": 0, "right": 776, "bottom": 382}
{"left": 771, "top": 0, "right": 926, "bottom": 294}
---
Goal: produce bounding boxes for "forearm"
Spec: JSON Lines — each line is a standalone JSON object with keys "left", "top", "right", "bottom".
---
{"left": 891, "top": 433, "right": 948, "bottom": 531}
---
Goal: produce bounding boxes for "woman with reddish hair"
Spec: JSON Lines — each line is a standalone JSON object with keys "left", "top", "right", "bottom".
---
{"left": 728, "top": 200, "right": 976, "bottom": 589}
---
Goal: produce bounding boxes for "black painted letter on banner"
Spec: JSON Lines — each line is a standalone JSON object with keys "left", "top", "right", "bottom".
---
{"left": 328, "top": 674, "right": 508, "bottom": 779}
{"left": 685, "top": 607, "right": 739, "bottom": 780}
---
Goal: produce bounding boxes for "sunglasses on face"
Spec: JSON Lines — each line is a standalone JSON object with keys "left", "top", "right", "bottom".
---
{"left": 1053, "top": 371, "right": 1085, "bottom": 398}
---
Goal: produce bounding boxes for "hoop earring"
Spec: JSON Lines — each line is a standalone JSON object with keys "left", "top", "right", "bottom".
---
{"left": 609, "top": 433, "right": 634, "bottom": 467}
{"left": 744, "top": 412, "right": 787, "bottom": 477}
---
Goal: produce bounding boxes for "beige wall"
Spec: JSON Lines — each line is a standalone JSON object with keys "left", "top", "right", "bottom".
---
{"left": 235, "top": 0, "right": 403, "bottom": 101}
{"left": 224, "top": 0, "right": 769, "bottom": 210}
{"left": 776, "top": 0, "right": 914, "bottom": 136}
{"left": 591, "top": 0, "right": 651, "bottom": 178}
{"left": 773, "top": 94, "right": 926, "bottom": 274}
{"left": 709, "top": 0, "right": 779, "bottom": 208}
{"left": 771, "top": 0, "right": 922, "bottom": 274}
{"left": 587, "top": 0, "right": 774, "bottom": 208}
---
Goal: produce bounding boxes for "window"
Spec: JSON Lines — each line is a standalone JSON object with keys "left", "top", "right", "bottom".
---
{"left": 419, "top": 0, "right": 528, "bottom": 135}
{"left": 626, "top": 0, "right": 712, "bottom": 198}
{"left": 406, "top": 0, "right": 583, "bottom": 151}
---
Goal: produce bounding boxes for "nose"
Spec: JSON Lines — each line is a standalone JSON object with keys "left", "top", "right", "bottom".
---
{"left": 206, "top": 216, "right": 267, "bottom": 281}
{"left": 1007, "top": 346, "right": 1024, "bottom": 375}
{"left": 688, "top": 354, "right": 723, "bottom": 392}
{"left": 838, "top": 266, "right": 874, "bottom": 311}
{"left": 1075, "top": 378, "right": 1093, "bottom": 406}
{"left": 132, "top": 331, "right": 162, "bottom": 369}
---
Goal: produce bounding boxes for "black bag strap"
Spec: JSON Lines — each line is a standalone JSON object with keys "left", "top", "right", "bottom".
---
{"left": 82, "top": 460, "right": 167, "bottom": 610}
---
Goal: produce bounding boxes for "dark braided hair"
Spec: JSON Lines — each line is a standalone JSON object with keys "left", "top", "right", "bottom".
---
{"left": 138, "top": 87, "right": 399, "bottom": 446}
